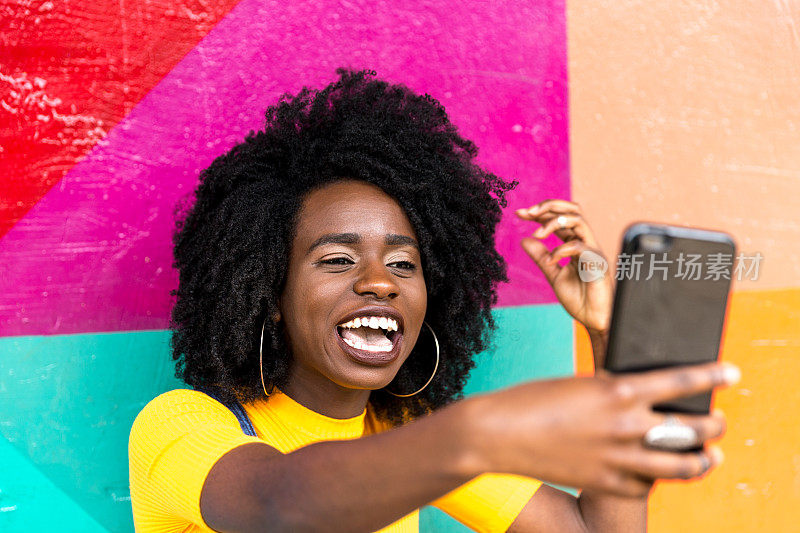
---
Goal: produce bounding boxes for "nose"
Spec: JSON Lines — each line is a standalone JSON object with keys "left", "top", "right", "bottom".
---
{"left": 353, "top": 257, "right": 399, "bottom": 300}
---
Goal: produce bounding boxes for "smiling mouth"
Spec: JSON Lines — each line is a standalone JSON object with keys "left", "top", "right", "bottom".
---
{"left": 335, "top": 316, "right": 403, "bottom": 366}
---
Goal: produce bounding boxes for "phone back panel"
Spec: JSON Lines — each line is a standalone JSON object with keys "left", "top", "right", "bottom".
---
{"left": 604, "top": 224, "right": 735, "bottom": 414}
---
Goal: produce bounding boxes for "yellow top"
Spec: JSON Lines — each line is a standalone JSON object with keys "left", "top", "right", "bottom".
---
{"left": 129, "top": 388, "right": 542, "bottom": 532}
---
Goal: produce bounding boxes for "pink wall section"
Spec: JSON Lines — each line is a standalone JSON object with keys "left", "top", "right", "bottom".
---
{"left": 0, "top": 0, "right": 569, "bottom": 337}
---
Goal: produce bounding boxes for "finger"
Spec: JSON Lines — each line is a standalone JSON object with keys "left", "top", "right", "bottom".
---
{"left": 666, "top": 411, "right": 728, "bottom": 443}
{"left": 520, "top": 237, "right": 561, "bottom": 283}
{"left": 524, "top": 199, "right": 583, "bottom": 217}
{"left": 531, "top": 212, "right": 600, "bottom": 249}
{"left": 612, "top": 362, "right": 741, "bottom": 405}
{"left": 547, "top": 240, "right": 592, "bottom": 265}
{"left": 613, "top": 411, "right": 727, "bottom": 444}
{"left": 516, "top": 200, "right": 582, "bottom": 235}
{"left": 532, "top": 214, "right": 588, "bottom": 243}
{"left": 515, "top": 208, "right": 580, "bottom": 245}
{"left": 517, "top": 199, "right": 605, "bottom": 269}
{"left": 610, "top": 445, "right": 724, "bottom": 481}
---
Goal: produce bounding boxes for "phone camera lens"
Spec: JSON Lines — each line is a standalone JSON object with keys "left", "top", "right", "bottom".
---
{"left": 640, "top": 234, "right": 671, "bottom": 252}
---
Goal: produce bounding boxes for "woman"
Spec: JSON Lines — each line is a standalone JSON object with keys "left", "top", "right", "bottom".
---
{"left": 129, "top": 69, "right": 737, "bottom": 532}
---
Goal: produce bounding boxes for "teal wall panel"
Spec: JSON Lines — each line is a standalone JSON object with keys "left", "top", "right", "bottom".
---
{"left": 0, "top": 436, "right": 107, "bottom": 532}
{"left": 0, "top": 330, "right": 182, "bottom": 532}
{"left": 0, "top": 304, "right": 572, "bottom": 532}
{"left": 465, "top": 304, "right": 575, "bottom": 393}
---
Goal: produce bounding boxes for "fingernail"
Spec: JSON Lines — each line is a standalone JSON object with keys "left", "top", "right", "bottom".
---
{"left": 712, "top": 408, "right": 725, "bottom": 418}
{"left": 710, "top": 446, "right": 724, "bottom": 465}
{"left": 722, "top": 363, "right": 741, "bottom": 385}
{"left": 528, "top": 205, "right": 540, "bottom": 213}
{"left": 515, "top": 208, "right": 527, "bottom": 216}
{"left": 534, "top": 228, "right": 545, "bottom": 238}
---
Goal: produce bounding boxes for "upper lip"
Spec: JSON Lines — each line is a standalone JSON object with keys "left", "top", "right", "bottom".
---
{"left": 335, "top": 305, "right": 404, "bottom": 333}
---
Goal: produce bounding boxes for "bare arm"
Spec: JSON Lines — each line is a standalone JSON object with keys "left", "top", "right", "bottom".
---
{"left": 576, "top": 328, "right": 648, "bottom": 532}
{"left": 201, "top": 398, "right": 484, "bottom": 532}
{"left": 507, "top": 485, "right": 647, "bottom": 533}
{"left": 201, "top": 360, "right": 732, "bottom": 533}
{"left": 507, "top": 329, "right": 648, "bottom": 533}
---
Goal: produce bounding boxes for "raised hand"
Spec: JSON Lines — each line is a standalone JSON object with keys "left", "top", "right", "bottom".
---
{"left": 516, "top": 199, "right": 613, "bottom": 333}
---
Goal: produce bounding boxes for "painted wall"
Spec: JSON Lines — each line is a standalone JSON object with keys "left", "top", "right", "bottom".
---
{"left": 2, "top": 1, "right": 797, "bottom": 531}
{"left": 1, "top": 1, "right": 571, "bottom": 531}
{"left": 568, "top": 2, "right": 800, "bottom": 531}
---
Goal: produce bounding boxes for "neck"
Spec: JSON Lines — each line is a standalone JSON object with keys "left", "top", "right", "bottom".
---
{"left": 282, "top": 363, "right": 371, "bottom": 419}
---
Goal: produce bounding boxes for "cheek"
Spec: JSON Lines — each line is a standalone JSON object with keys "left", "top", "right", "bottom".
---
{"left": 280, "top": 276, "right": 321, "bottom": 348}
{"left": 284, "top": 275, "right": 346, "bottom": 338}
{"left": 410, "top": 279, "right": 428, "bottom": 320}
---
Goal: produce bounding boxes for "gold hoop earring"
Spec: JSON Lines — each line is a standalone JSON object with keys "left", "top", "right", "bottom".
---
{"left": 386, "top": 321, "right": 440, "bottom": 398}
{"left": 259, "top": 317, "right": 271, "bottom": 398}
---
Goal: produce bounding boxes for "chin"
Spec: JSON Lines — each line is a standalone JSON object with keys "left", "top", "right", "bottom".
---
{"left": 324, "top": 347, "right": 411, "bottom": 393}
{"left": 329, "top": 362, "right": 404, "bottom": 392}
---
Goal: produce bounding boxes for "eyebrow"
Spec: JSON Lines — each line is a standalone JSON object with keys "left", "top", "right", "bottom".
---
{"left": 307, "top": 233, "right": 419, "bottom": 254}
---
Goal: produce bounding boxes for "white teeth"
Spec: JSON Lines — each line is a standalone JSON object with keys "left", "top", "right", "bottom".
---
{"left": 342, "top": 336, "right": 392, "bottom": 352}
{"left": 338, "top": 315, "right": 400, "bottom": 333}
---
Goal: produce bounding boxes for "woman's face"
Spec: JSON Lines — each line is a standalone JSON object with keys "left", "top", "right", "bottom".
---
{"left": 279, "top": 180, "right": 427, "bottom": 394}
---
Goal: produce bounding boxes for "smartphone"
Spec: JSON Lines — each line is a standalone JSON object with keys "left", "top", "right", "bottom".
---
{"left": 603, "top": 223, "right": 736, "bottom": 414}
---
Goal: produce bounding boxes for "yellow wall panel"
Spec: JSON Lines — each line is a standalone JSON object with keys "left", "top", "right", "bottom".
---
{"left": 575, "top": 289, "right": 800, "bottom": 531}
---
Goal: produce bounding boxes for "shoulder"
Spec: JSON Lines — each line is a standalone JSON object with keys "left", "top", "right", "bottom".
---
{"left": 132, "top": 388, "right": 219, "bottom": 422}
{"left": 129, "top": 389, "right": 263, "bottom": 528}
{"left": 136, "top": 388, "right": 223, "bottom": 414}
{"left": 128, "top": 388, "right": 261, "bottom": 494}
{"left": 129, "top": 389, "right": 241, "bottom": 448}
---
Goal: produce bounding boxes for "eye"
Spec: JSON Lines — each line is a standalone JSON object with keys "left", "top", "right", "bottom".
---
{"left": 319, "top": 257, "right": 354, "bottom": 266}
{"left": 389, "top": 261, "right": 416, "bottom": 271}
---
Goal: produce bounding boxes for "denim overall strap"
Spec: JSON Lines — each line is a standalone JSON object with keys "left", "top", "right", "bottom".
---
{"left": 197, "top": 387, "right": 257, "bottom": 437}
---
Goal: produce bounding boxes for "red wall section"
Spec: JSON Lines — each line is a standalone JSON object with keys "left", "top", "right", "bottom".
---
{"left": 0, "top": 0, "right": 241, "bottom": 237}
